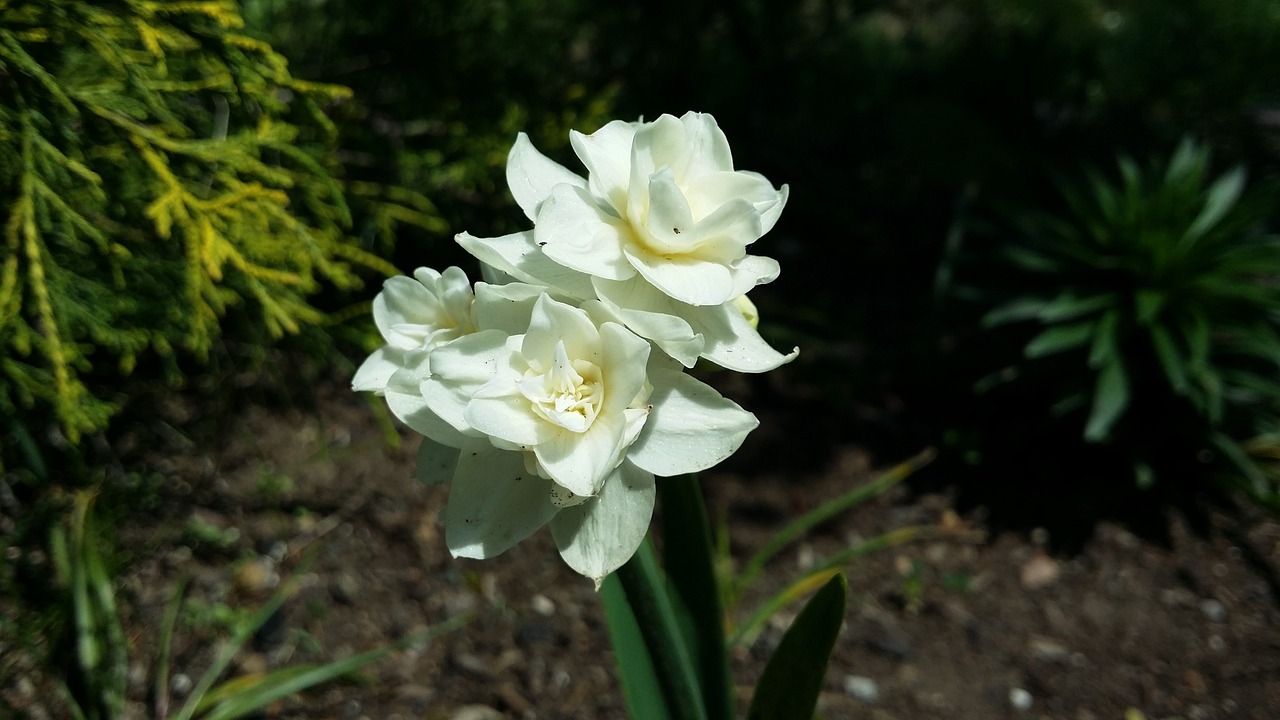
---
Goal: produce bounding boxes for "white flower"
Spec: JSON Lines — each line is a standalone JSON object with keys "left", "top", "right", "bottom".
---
{"left": 419, "top": 293, "right": 653, "bottom": 497}
{"left": 504, "top": 111, "right": 788, "bottom": 307}
{"left": 457, "top": 230, "right": 798, "bottom": 372}
{"left": 412, "top": 293, "right": 760, "bottom": 583}
{"left": 351, "top": 266, "right": 478, "bottom": 394}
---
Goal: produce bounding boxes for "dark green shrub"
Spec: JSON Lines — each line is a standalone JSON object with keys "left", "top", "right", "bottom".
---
{"left": 962, "top": 139, "right": 1280, "bottom": 505}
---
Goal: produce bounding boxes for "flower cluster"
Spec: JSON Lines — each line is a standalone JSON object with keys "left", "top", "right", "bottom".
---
{"left": 355, "top": 112, "right": 796, "bottom": 585}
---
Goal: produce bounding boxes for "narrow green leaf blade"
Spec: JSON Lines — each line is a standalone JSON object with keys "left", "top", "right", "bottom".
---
{"left": 1150, "top": 325, "right": 1189, "bottom": 393}
{"left": 1088, "top": 309, "right": 1120, "bottom": 368}
{"left": 1186, "top": 166, "right": 1245, "bottom": 242}
{"left": 600, "top": 574, "right": 674, "bottom": 720}
{"left": 1036, "top": 292, "right": 1114, "bottom": 323}
{"left": 736, "top": 449, "right": 933, "bottom": 595}
{"left": 746, "top": 574, "right": 848, "bottom": 720}
{"left": 1084, "top": 357, "right": 1130, "bottom": 442}
{"left": 199, "top": 615, "right": 468, "bottom": 720}
{"left": 613, "top": 539, "right": 708, "bottom": 720}
{"left": 1024, "top": 321, "right": 1095, "bottom": 358}
{"left": 660, "top": 475, "right": 733, "bottom": 720}
{"left": 982, "top": 297, "right": 1048, "bottom": 327}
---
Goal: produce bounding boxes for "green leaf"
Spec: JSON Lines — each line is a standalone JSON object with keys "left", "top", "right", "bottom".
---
{"left": 1210, "top": 432, "right": 1269, "bottom": 497}
{"left": 1165, "top": 137, "right": 1201, "bottom": 186}
{"left": 601, "top": 574, "right": 674, "bottom": 720}
{"left": 983, "top": 297, "right": 1049, "bottom": 328}
{"left": 660, "top": 475, "right": 733, "bottom": 720}
{"left": 746, "top": 574, "right": 847, "bottom": 720}
{"left": 153, "top": 577, "right": 190, "bottom": 720}
{"left": 1024, "top": 321, "right": 1095, "bottom": 358}
{"left": 1084, "top": 357, "right": 1130, "bottom": 442}
{"left": 82, "top": 510, "right": 127, "bottom": 720}
{"left": 1135, "top": 290, "right": 1165, "bottom": 325}
{"left": 1037, "top": 293, "right": 1114, "bottom": 323}
{"left": 1185, "top": 166, "right": 1246, "bottom": 243}
{"left": 1150, "top": 325, "right": 1189, "bottom": 393}
{"left": 1088, "top": 310, "right": 1120, "bottom": 368}
{"left": 1001, "top": 246, "right": 1065, "bottom": 272}
{"left": 613, "top": 539, "right": 708, "bottom": 720}
{"left": 1183, "top": 310, "right": 1211, "bottom": 371}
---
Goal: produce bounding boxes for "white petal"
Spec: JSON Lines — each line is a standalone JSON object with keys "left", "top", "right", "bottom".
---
{"left": 521, "top": 295, "right": 602, "bottom": 370}
{"left": 536, "top": 184, "right": 635, "bottom": 281}
{"left": 598, "top": 322, "right": 652, "bottom": 417}
{"left": 677, "top": 111, "right": 734, "bottom": 178}
{"left": 415, "top": 436, "right": 460, "bottom": 485}
{"left": 506, "top": 132, "right": 586, "bottom": 222}
{"left": 571, "top": 120, "right": 639, "bottom": 212}
{"left": 535, "top": 414, "right": 628, "bottom": 497}
{"left": 550, "top": 462, "right": 655, "bottom": 586}
{"left": 466, "top": 393, "right": 553, "bottom": 447}
{"left": 352, "top": 346, "right": 404, "bottom": 394}
{"left": 592, "top": 278, "right": 705, "bottom": 365}
{"left": 683, "top": 171, "right": 781, "bottom": 227}
{"left": 686, "top": 197, "right": 761, "bottom": 263}
{"left": 631, "top": 115, "right": 689, "bottom": 176}
{"left": 623, "top": 245, "right": 736, "bottom": 306}
{"left": 627, "top": 369, "right": 758, "bottom": 476}
{"left": 420, "top": 331, "right": 519, "bottom": 434}
{"left": 757, "top": 182, "right": 789, "bottom": 236}
{"left": 726, "top": 254, "right": 781, "bottom": 299}
{"left": 457, "top": 231, "right": 596, "bottom": 301}
{"left": 473, "top": 282, "right": 547, "bottom": 335}
{"left": 637, "top": 170, "right": 696, "bottom": 255}
{"left": 374, "top": 275, "right": 436, "bottom": 348}
{"left": 386, "top": 388, "right": 472, "bottom": 447}
{"left": 688, "top": 300, "right": 798, "bottom": 372}
{"left": 446, "top": 448, "right": 558, "bottom": 559}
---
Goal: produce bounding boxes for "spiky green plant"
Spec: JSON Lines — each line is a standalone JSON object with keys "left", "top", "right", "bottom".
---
{"left": 974, "top": 139, "right": 1280, "bottom": 502}
{"left": 0, "top": 0, "right": 415, "bottom": 451}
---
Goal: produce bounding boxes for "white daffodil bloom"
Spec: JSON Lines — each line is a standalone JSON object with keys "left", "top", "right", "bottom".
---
{"left": 379, "top": 279, "right": 556, "bottom": 450}
{"left": 419, "top": 294, "right": 653, "bottom": 497}
{"left": 406, "top": 293, "right": 758, "bottom": 583}
{"left": 457, "top": 231, "right": 797, "bottom": 372}
{"left": 356, "top": 111, "right": 795, "bottom": 584}
{"left": 351, "top": 266, "right": 478, "bottom": 394}
{"left": 499, "top": 112, "right": 788, "bottom": 308}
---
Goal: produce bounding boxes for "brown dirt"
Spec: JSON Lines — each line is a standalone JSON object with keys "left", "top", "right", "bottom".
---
{"left": 8, "top": 369, "right": 1280, "bottom": 720}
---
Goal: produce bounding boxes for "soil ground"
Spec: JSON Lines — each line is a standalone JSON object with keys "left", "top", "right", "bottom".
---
{"left": 5, "top": 366, "right": 1280, "bottom": 720}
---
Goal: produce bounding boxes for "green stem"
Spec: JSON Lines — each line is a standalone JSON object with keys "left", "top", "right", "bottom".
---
{"left": 614, "top": 539, "right": 709, "bottom": 720}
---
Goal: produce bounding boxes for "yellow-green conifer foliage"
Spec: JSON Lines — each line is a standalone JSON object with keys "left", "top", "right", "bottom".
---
{"left": 0, "top": 0, "right": 401, "bottom": 445}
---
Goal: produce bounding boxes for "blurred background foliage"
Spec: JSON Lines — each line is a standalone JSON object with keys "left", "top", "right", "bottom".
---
{"left": 4, "top": 0, "right": 1280, "bottom": 548}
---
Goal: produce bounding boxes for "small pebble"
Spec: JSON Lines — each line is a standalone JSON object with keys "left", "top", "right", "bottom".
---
{"left": 1207, "top": 634, "right": 1226, "bottom": 651}
{"left": 170, "top": 673, "right": 192, "bottom": 697}
{"left": 1009, "top": 687, "right": 1033, "bottom": 711}
{"left": 531, "top": 594, "right": 556, "bottom": 617}
{"left": 450, "top": 706, "right": 503, "bottom": 720}
{"left": 843, "top": 675, "right": 879, "bottom": 703}
{"left": 1199, "top": 598, "right": 1226, "bottom": 622}
{"left": 1020, "top": 554, "right": 1061, "bottom": 590}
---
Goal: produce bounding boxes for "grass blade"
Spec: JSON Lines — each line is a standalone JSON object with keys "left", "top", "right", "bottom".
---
{"left": 197, "top": 615, "right": 469, "bottom": 720}
{"left": 735, "top": 448, "right": 933, "bottom": 597}
{"left": 731, "top": 525, "right": 937, "bottom": 648}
